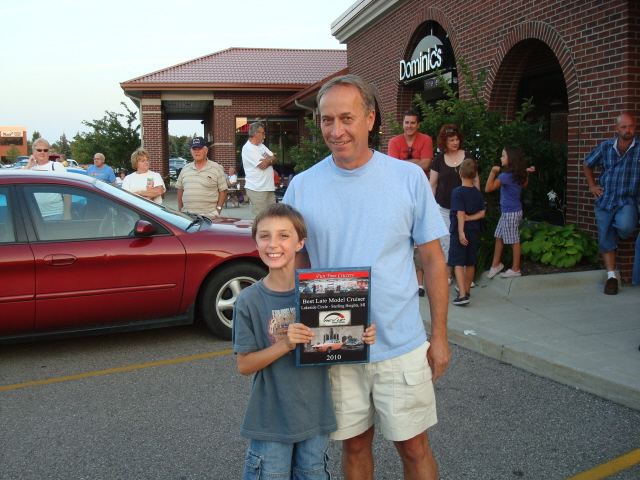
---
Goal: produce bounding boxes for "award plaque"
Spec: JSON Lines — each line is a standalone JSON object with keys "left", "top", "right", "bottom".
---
{"left": 295, "top": 267, "right": 371, "bottom": 366}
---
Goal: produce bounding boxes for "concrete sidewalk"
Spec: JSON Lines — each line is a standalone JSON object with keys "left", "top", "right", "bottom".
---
{"left": 420, "top": 271, "right": 640, "bottom": 411}
{"left": 164, "top": 187, "right": 640, "bottom": 410}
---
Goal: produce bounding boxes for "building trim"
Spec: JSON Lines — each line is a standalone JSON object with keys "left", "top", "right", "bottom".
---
{"left": 332, "top": 0, "right": 409, "bottom": 44}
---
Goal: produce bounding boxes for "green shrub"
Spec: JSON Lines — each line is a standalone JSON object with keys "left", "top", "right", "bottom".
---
{"left": 520, "top": 222, "right": 599, "bottom": 268}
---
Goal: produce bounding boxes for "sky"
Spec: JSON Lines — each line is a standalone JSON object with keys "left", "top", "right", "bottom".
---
{"left": 1, "top": 0, "right": 350, "bottom": 143}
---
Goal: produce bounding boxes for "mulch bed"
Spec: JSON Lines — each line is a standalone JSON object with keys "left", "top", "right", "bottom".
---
{"left": 518, "top": 258, "right": 602, "bottom": 276}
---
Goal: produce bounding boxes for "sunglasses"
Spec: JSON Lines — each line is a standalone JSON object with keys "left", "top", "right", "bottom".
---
{"left": 444, "top": 128, "right": 460, "bottom": 135}
{"left": 407, "top": 147, "right": 413, "bottom": 160}
{"left": 36, "top": 149, "right": 49, "bottom": 153}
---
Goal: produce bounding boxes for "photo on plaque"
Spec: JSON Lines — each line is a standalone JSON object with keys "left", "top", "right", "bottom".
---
{"left": 295, "top": 267, "right": 371, "bottom": 366}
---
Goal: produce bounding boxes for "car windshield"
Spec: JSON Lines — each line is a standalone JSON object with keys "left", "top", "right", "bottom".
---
{"left": 94, "top": 181, "right": 205, "bottom": 232}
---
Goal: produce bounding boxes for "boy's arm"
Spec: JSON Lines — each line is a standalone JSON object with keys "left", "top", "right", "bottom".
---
{"left": 457, "top": 210, "right": 468, "bottom": 246}
{"left": 465, "top": 210, "right": 486, "bottom": 221}
{"left": 237, "top": 323, "right": 313, "bottom": 376}
{"left": 485, "top": 166, "right": 502, "bottom": 193}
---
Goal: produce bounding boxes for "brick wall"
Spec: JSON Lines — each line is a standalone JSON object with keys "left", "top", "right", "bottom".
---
{"left": 345, "top": 0, "right": 639, "bottom": 282}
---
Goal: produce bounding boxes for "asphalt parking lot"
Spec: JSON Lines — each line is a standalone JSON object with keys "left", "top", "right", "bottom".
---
{"left": 2, "top": 323, "right": 639, "bottom": 480}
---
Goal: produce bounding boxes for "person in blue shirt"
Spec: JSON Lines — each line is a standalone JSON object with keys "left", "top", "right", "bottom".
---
{"left": 448, "top": 159, "right": 486, "bottom": 305}
{"left": 233, "top": 203, "right": 376, "bottom": 479}
{"left": 584, "top": 113, "right": 640, "bottom": 294}
{"left": 485, "top": 146, "right": 535, "bottom": 279}
{"left": 86, "top": 153, "right": 116, "bottom": 184}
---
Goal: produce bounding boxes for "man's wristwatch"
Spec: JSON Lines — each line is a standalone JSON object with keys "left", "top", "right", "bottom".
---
{"left": 216, "top": 206, "right": 222, "bottom": 211}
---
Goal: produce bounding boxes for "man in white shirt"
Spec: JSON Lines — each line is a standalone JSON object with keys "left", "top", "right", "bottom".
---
{"left": 241, "top": 122, "right": 277, "bottom": 217}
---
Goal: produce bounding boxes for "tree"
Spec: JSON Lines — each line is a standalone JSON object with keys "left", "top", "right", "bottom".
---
{"left": 55, "top": 133, "right": 72, "bottom": 157}
{"left": 290, "top": 118, "right": 331, "bottom": 173}
{"left": 71, "top": 102, "right": 141, "bottom": 172}
{"left": 5, "top": 145, "right": 21, "bottom": 163}
{"left": 28, "top": 130, "right": 42, "bottom": 154}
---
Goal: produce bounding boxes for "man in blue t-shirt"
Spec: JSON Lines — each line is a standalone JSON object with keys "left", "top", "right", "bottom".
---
{"left": 86, "top": 153, "right": 116, "bottom": 184}
{"left": 284, "top": 74, "right": 449, "bottom": 480}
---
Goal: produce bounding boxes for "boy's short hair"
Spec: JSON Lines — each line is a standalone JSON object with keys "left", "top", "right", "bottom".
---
{"left": 459, "top": 158, "right": 477, "bottom": 179}
{"left": 252, "top": 203, "right": 307, "bottom": 242}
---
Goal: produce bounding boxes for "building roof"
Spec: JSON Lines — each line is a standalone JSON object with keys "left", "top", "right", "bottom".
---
{"left": 121, "top": 48, "right": 348, "bottom": 91}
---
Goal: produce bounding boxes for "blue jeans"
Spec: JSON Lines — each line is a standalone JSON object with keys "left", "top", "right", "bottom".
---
{"left": 243, "top": 435, "right": 330, "bottom": 480}
{"left": 594, "top": 204, "right": 638, "bottom": 252}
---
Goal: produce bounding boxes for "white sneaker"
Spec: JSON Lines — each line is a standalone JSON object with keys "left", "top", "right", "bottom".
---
{"left": 487, "top": 263, "right": 504, "bottom": 279}
{"left": 500, "top": 269, "right": 521, "bottom": 278}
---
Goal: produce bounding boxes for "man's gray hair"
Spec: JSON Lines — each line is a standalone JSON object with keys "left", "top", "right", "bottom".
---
{"left": 32, "top": 138, "right": 50, "bottom": 150}
{"left": 249, "top": 122, "right": 265, "bottom": 137}
{"left": 95, "top": 153, "right": 105, "bottom": 160}
{"left": 317, "top": 74, "right": 376, "bottom": 115}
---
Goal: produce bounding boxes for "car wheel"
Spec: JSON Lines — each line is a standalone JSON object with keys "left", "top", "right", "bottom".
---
{"left": 200, "top": 263, "right": 267, "bottom": 339}
{"left": 326, "top": 347, "right": 332, "bottom": 354}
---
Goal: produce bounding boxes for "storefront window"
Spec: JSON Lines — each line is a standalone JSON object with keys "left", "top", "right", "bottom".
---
{"left": 235, "top": 117, "right": 299, "bottom": 177}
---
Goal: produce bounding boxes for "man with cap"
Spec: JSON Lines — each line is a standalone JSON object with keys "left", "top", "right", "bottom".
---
{"left": 175, "top": 136, "right": 227, "bottom": 218}
{"left": 241, "top": 122, "right": 277, "bottom": 217}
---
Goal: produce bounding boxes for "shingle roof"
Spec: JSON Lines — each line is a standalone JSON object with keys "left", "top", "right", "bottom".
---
{"left": 122, "top": 48, "right": 348, "bottom": 86}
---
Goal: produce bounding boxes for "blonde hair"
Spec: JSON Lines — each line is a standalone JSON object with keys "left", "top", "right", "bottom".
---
{"left": 131, "top": 147, "right": 149, "bottom": 170}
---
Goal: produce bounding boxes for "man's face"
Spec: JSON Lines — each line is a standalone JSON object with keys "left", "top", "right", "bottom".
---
{"left": 319, "top": 84, "right": 375, "bottom": 170}
{"left": 229, "top": 168, "right": 236, "bottom": 175}
{"left": 33, "top": 143, "right": 50, "bottom": 164}
{"left": 254, "top": 128, "right": 266, "bottom": 144}
{"left": 93, "top": 155, "right": 105, "bottom": 167}
{"left": 403, "top": 115, "right": 420, "bottom": 137}
{"left": 191, "top": 146, "right": 208, "bottom": 162}
{"left": 616, "top": 115, "right": 636, "bottom": 141}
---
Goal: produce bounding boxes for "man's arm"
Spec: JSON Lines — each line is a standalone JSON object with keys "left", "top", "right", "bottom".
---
{"left": 583, "top": 162, "right": 604, "bottom": 197}
{"left": 177, "top": 189, "right": 184, "bottom": 211}
{"left": 216, "top": 190, "right": 227, "bottom": 210}
{"left": 417, "top": 239, "right": 450, "bottom": 381}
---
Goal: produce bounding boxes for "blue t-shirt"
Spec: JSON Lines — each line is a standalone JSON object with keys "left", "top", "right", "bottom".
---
{"left": 232, "top": 280, "right": 336, "bottom": 443}
{"left": 498, "top": 172, "right": 523, "bottom": 212}
{"left": 283, "top": 150, "right": 447, "bottom": 363}
{"left": 87, "top": 164, "right": 116, "bottom": 183}
{"left": 449, "top": 186, "right": 486, "bottom": 233}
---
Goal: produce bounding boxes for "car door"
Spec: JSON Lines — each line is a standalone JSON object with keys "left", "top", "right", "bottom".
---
{"left": 20, "top": 183, "right": 187, "bottom": 331}
{"left": 0, "top": 185, "right": 35, "bottom": 334}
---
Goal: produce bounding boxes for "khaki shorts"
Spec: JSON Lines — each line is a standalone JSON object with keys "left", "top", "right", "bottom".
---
{"left": 246, "top": 189, "right": 276, "bottom": 218}
{"left": 328, "top": 342, "right": 437, "bottom": 442}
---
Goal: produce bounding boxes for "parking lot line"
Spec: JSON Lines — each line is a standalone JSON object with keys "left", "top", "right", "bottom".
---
{"left": 0, "top": 349, "right": 233, "bottom": 392}
{"left": 565, "top": 447, "right": 640, "bottom": 479}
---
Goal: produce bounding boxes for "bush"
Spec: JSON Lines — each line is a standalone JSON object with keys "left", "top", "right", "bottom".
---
{"left": 290, "top": 118, "right": 331, "bottom": 173}
{"left": 520, "top": 222, "right": 599, "bottom": 268}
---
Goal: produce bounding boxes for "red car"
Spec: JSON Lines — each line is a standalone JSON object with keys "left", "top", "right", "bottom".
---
{"left": 312, "top": 340, "right": 344, "bottom": 353}
{"left": 0, "top": 170, "right": 266, "bottom": 343}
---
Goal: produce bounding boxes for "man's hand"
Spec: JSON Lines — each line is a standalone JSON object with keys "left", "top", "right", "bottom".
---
{"left": 427, "top": 335, "right": 450, "bottom": 382}
{"left": 590, "top": 185, "right": 604, "bottom": 197}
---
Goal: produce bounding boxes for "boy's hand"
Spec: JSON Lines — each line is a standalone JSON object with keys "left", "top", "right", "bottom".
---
{"left": 285, "top": 323, "right": 314, "bottom": 350}
{"left": 459, "top": 232, "right": 468, "bottom": 246}
{"left": 362, "top": 323, "right": 376, "bottom": 345}
{"left": 527, "top": 166, "right": 536, "bottom": 173}
{"left": 491, "top": 166, "right": 501, "bottom": 174}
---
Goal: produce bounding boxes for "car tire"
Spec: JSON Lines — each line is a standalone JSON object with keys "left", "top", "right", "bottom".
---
{"left": 199, "top": 263, "right": 267, "bottom": 339}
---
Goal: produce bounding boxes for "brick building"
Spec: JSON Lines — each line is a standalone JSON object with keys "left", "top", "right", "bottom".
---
{"left": 119, "top": 48, "right": 347, "bottom": 180}
{"left": 1, "top": 127, "right": 28, "bottom": 164}
{"left": 332, "top": 0, "right": 639, "bottom": 282}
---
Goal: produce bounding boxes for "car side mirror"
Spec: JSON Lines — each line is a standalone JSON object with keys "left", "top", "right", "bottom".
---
{"left": 134, "top": 220, "right": 156, "bottom": 237}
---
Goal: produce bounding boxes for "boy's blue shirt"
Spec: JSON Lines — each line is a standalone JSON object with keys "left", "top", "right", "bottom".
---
{"left": 232, "top": 280, "right": 337, "bottom": 443}
{"left": 449, "top": 185, "right": 486, "bottom": 234}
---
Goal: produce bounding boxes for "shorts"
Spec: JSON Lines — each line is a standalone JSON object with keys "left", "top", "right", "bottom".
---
{"left": 594, "top": 204, "right": 638, "bottom": 252}
{"left": 447, "top": 230, "right": 478, "bottom": 267}
{"left": 328, "top": 342, "right": 437, "bottom": 442}
{"left": 243, "top": 435, "right": 330, "bottom": 480}
{"left": 413, "top": 247, "right": 423, "bottom": 270}
{"left": 247, "top": 189, "right": 276, "bottom": 218}
{"left": 494, "top": 210, "right": 522, "bottom": 244}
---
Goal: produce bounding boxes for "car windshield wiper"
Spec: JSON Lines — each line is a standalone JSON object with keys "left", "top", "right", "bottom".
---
{"left": 185, "top": 213, "right": 206, "bottom": 231}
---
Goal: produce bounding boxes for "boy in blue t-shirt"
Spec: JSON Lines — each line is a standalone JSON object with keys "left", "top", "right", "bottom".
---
{"left": 448, "top": 159, "right": 486, "bottom": 306}
{"left": 232, "top": 203, "right": 376, "bottom": 479}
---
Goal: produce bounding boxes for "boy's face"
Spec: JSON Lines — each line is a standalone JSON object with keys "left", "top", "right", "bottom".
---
{"left": 254, "top": 216, "right": 305, "bottom": 271}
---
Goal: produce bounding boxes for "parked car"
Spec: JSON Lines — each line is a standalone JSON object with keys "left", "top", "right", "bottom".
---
{"left": 342, "top": 338, "right": 364, "bottom": 350}
{"left": 169, "top": 158, "right": 187, "bottom": 179}
{"left": 0, "top": 170, "right": 267, "bottom": 344}
{"left": 312, "top": 340, "right": 344, "bottom": 353}
{"left": 13, "top": 159, "right": 29, "bottom": 169}
{"left": 66, "top": 159, "right": 80, "bottom": 168}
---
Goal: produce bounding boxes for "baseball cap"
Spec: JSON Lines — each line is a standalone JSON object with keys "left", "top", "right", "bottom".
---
{"left": 189, "top": 137, "right": 207, "bottom": 148}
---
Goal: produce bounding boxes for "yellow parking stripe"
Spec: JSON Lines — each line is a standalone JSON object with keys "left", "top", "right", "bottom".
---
{"left": 0, "top": 349, "right": 233, "bottom": 392}
{"left": 566, "top": 448, "right": 640, "bottom": 479}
